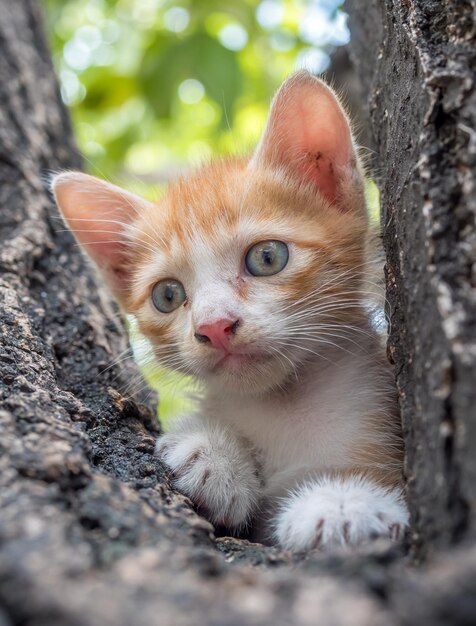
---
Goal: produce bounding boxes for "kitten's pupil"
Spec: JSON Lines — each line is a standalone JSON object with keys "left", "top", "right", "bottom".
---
{"left": 263, "top": 249, "right": 273, "bottom": 265}
{"left": 245, "top": 240, "right": 288, "bottom": 276}
{"left": 151, "top": 279, "right": 186, "bottom": 313}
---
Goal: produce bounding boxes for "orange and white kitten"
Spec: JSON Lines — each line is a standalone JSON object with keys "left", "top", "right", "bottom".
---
{"left": 52, "top": 71, "right": 408, "bottom": 551}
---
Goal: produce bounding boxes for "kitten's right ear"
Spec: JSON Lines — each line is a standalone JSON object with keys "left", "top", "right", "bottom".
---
{"left": 251, "top": 71, "right": 364, "bottom": 214}
{"left": 51, "top": 172, "right": 151, "bottom": 304}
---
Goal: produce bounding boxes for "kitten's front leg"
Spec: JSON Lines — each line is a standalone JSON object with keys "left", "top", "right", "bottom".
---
{"left": 156, "top": 417, "right": 260, "bottom": 529}
{"left": 274, "top": 475, "right": 409, "bottom": 552}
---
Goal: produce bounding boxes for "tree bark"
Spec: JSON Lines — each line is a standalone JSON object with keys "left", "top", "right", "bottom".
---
{"left": 0, "top": 2, "right": 475, "bottom": 625}
{"left": 347, "top": 0, "right": 476, "bottom": 560}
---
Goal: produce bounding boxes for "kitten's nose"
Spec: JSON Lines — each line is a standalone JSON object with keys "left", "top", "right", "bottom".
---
{"left": 194, "top": 319, "right": 240, "bottom": 349}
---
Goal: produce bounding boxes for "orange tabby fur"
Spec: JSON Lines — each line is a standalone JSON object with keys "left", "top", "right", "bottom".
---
{"left": 52, "top": 71, "right": 407, "bottom": 551}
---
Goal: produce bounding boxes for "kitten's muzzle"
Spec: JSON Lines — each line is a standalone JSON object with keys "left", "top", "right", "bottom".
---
{"left": 194, "top": 318, "right": 240, "bottom": 350}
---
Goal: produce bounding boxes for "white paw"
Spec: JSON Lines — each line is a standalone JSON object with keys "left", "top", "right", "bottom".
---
{"left": 156, "top": 421, "right": 259, "bottom": 529}
{"left": 274, "top": 475, "right": 409, "bottom": 552}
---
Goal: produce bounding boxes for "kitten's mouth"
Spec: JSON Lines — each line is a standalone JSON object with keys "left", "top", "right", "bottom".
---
{"left": 206, "top": 347, "right": 291, "bottom": 392}
{"left": 212, "top": 350, "right": 264, "bottom": 372}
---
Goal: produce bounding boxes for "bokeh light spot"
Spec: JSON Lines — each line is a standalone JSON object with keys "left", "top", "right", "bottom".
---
{"left": 178, "top": 79, "right": 205, "bottom": 104}
{"left": 164, "top": 7, "right": 190, "bottom": 33}
{"left": 296, "top": 47, "right": 330, "bottom": 75}
{"left": 256, "top": 0, "right": 284, "bottom": 30}
{"left": 218, "top": 23, "right": 248, "bottom": 51}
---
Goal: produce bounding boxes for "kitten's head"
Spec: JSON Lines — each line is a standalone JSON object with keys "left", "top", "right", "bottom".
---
{"left": 53, "top": 72, "right": 368, "bottom": 394}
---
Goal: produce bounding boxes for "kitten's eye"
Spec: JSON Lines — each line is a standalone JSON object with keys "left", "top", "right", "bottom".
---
{"left": 151, "top": 280, "right": 186, "bottom": 313}
{"left": 245, "top": 240, "right": 289, "bottom": 277}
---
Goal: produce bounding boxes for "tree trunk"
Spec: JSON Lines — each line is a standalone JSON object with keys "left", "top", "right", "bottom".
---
{"left": 347, "top": 0, "right": 476, "bottom": 560}
{"left": 0, "top": 2, "right": 475, "bottom": 625}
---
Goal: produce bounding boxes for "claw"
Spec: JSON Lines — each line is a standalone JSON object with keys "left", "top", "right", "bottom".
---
{"left": 342, "top": 521, "right": 351, "bottom": 543}
{"left": 389, "top": 522, "right": 401, "bottom": 540}
{"left": 311, "top": 519, "right": 324, "bottom": 549}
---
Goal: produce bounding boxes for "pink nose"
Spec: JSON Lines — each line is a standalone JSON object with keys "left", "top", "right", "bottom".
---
{"left": 195, "top": 319, "right": 240, "bottom": 349}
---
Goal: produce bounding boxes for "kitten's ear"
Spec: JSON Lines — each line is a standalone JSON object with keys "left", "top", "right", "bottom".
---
{"left": 51, "top": 172, "right": 151, "bottom": 304}
{"left": 251, "top": 71, "right": 363, "bottom": 212}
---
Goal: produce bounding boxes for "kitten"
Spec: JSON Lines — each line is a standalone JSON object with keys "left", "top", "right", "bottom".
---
{"left": 52, "top": 71, "right": 409, "bottom": 551}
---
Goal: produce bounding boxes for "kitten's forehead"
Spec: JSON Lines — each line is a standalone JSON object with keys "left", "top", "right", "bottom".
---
{"left": 137, "top": 213, "right": 297, "bottom": 291}
{"left": 158, "top": 163, "right": 330, "bottom": 250}
{"left": 130, "top": 158, "right": 365, "bottom": 303}
{"left": 140, "top": 163, "right": 295, "bottom": 271}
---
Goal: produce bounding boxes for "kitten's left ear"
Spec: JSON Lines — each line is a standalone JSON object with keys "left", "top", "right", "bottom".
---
{"left": 51, "top": 172, "right": 153, "bottom": 306}
{"left": 251, "top": 71, "right": 364, "bottom": 213}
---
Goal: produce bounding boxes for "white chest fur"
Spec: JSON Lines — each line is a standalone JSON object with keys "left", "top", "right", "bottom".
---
{"left": 202, "top": 341, "right": 392, "bottom": 497}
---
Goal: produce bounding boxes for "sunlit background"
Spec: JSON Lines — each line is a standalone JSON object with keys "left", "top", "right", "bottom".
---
{"left": 44, "top": 0, "right": 352, "bottom": 423}
{"left": 44, "top": 0, "right": 349, "bottom": 182}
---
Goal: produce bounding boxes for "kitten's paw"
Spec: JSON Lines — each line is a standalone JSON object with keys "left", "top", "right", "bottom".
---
{"left": 274, "top": 475, "right": 409, "bottom": 552}
{"left": 156, "top": 426, "right": 259, "bottom": 529}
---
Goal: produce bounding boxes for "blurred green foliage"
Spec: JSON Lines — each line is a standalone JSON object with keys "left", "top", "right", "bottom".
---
{"left": 127, "top": 318, "right": 200, "bottom": 424}
{"left": 44, "top": 0, "right": 348, "bottom": 186}
{"left": 43, "top": 0, "right": 349, "bottom": 425}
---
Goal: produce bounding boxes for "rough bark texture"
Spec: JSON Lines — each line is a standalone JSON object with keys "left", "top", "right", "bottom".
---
{"left": 1, "top": 1, "right": 476, "bottom": 625}
{"left": 347, "top": 0, "right": 476, "bottom": 560}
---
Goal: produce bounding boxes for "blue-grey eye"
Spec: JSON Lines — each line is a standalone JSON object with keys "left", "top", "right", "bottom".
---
{"left": 151, "top": 279, "right": 186, "bottom": 313}
{"left": 245, "top": 240, "right": 289, "bottom": 277}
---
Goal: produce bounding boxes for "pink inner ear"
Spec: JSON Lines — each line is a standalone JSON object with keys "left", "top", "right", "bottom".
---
{"left": 52, "top": 172, "right": 145, "bottom": 298}
{"left": 253, "top": 72, "right": 355, "bottom": 206}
